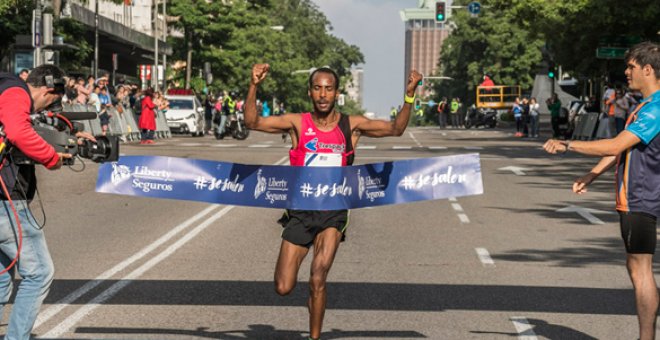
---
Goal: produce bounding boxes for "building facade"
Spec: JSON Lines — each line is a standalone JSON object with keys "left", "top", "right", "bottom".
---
{"left": 400, "top": 0, "right": 451, "bottom": 97}
{"left": 344, "top": 67, "right": 364, "bottom": 107}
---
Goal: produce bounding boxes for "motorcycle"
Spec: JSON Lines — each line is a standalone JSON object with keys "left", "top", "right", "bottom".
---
{"left": 464, "top": 106, "right": 497, "bottom": 129}
{"left": 214, "top": 111, "right": 249, "bottom": 140}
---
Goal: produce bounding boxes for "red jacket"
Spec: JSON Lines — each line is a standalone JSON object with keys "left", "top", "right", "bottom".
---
{"left": 0, "top": 87, "right": 59, "bottom": 169}
{"left": 138, "top": 96, "right": 157, "bottom": 130}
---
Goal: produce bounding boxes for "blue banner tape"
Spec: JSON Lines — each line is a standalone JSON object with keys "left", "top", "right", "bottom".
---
{"left": 96, "top": 154, "right": 483, "bottom": 210}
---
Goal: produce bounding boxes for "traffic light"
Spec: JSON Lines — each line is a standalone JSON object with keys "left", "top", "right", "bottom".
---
{"left": 414, "top": 98, "right": 422, "bottom": 110}
{"left": 435, "top": 1, "right": 447, "bottom": 23}
{"left": 548, "top": 61, "right": 556, "bottom": 79}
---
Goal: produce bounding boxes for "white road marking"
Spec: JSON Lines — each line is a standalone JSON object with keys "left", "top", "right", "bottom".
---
{"left": 249, "top": 144, "right": 271, "bottom": 148}
{"left": 392, "top": 146, "right": 412, "bottom": 150}
{"left": 39, "top": 156, "right": 289, "bottom": 335}
{"left": 556, "top": 205, "right": 615, "bottom": 225}
{"left": 510, "top": 317, "right": 538, "bottom": 339}
{"left": 42, "top": 206, "right": 236, "bottom": 338}
{"left": 458, "top": 214, "right": 470, "bottom": 223}
{"left": 179, "top": 143, "right": 203, "bottom": 147}
{"left": 428, "top": 146, "right": 448, "bottom": 150}
{"left": 357, "top": 145, "right": 377, "bottom": 150}
{"left": 475, "top": 248, "right": 495, "bottom": 266}
{"left": 408, "top": 132, "right": 423, "bottom": 147}
{"left": 210, "top": 144, "right": 237, "bottom": 147}
{"left": 34, "top": 204, "right": 220, "bottom": 328}
{"left": 498, "top": 166, "right": 531, "bottom": 176}
{"left": 451, "top": 203, "right": 464, "bottom": 212}
{"left": 463, "top": 146, "right": 483, "bottom": 150}
{"left": 448, "top": 197, "right": 457, "bottom": 202}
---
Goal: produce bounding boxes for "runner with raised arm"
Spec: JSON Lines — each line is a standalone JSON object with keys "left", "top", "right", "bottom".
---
{"left": 244, "top": 63, "right": 422, "bottom": 340}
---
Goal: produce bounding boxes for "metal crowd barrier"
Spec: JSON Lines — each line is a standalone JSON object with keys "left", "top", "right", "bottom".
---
{"left": 62, "top": 103, "right": 172, "bottom": 142}
{"left": 571, "top": 112, "right": 600, "bottom": 140}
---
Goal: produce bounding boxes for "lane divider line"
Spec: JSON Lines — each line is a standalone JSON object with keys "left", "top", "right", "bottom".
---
{"left": 42, "top": 206, "right": 236, "bottom": 338}
{"left": 408, "top": 132, "right": 422, "bottom": 147}
{"left": 34, "top": 204, "right": 220, "bottom": 328}
{"left": 475, "top": 248, "right": 495, "bottom": 267}
{"left": 458, "top": 214, "right": 470, "bottom": 223}
{"left": 510, "top": 317, "right": 538, "bottom": 339}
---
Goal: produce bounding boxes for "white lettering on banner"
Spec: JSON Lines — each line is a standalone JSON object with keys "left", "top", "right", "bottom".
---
{"left": 300, "top": 178, "right": 352, "bottom": 198}
{"left": 254, "top": 170, "right": 289, "bottom": 204}
{"left": 132, "top": 179, "right": 173, "bottom": 193}
{"left": 400, "top": 166, "right": 467, "bottom": 190}
{"left": 193, "top": 175, "right": 245, "bottom": 193}
{"left": 133, "top": 166, "right": 173, "bottom": 182}
{"left": 357, "top": 169, "right": 387, "bottom": 202}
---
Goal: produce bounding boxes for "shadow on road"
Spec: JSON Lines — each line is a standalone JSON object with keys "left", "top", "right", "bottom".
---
{"left": 471, "top": 317, "right": 598, "bottom": 339}
{"left": 43, "top": 280, "right": 636, "bottom": 316}
{"left": 74, "top": 324, "right": 426, "bottom": 339}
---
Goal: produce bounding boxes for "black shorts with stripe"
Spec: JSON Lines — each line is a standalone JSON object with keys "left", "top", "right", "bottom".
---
{"left": 278, "top": 209, "right": 349, "bottom": 248}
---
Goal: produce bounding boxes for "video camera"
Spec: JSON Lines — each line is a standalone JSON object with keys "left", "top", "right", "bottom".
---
{"left": 11, "top": 100, "right": 119, "bottom": 166}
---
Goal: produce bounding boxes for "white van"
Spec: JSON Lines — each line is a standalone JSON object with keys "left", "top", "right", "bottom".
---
{"left": 164, "top": 95, "right": 206, "bottom": 136}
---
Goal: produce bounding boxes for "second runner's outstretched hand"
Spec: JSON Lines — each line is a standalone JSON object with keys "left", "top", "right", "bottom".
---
{"left": 252, "top": 64, "right": 270, "bottom": 85}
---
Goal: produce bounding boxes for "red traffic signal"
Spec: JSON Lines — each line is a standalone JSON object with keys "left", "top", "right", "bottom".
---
{"left": 435, "top": 2, "right": 447, "bottom": 22}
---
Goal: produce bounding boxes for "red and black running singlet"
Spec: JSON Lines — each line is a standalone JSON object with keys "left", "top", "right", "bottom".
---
{"left": 289, "top": 113, "right": 354, "bottom": 167}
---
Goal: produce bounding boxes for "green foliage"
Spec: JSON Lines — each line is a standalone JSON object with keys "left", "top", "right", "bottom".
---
{"left": 0, "top": 1, "right": 32, "bottom": 57}
{"left": 54, "top": 18, "right": 93, "bottom": 72}
{"left": 167, "top": 0, "right": 364, "bottom": 112}
{"left": 434, "top": 0, "right": 660, "bottom": 104}
{"left": 434, "top": 0, "right": 543, "bottom": 104}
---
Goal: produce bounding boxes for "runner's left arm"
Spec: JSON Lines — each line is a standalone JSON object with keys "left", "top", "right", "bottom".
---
{"left": 244, "top": 63, "right": 295, "bottom": 133}
{"left": 353, "top": 70, "right": 423, "bottom": 137}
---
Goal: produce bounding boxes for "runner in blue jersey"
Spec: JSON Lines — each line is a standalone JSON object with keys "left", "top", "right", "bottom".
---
{"left": 543, "top": 42, "right": 660, "bottom": 340}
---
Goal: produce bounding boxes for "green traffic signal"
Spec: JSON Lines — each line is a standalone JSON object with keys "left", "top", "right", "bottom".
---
{"left": 548, "top": 71, "right": 555, "bottom": 79}
{"left": 435, "top": 2, "right": 446, "bottom": 23}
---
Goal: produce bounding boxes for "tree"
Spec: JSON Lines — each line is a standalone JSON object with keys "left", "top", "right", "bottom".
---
{"left": 434, "top": 0, "right": 543, "bottom": 104}
{"left": 167, "top": 0, "right": 364, "bottom": 112}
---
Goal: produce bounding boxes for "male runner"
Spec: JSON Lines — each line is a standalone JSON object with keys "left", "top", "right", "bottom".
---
{"left": 544, "top": 42, "right": 660, "bottom": 340}
{"left": 244, "top": 63, "right": 422, "bottom": 340}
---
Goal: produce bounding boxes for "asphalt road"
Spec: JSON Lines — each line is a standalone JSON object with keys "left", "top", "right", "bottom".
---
{"left": 7, "top": 126, "right": 651, "bottom": 339}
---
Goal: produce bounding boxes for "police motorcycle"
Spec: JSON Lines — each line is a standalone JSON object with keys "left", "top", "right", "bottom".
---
{"left": 464, "top": 105, "right": 497, "bottom": 129}
{"left": 213, "top": 108, "right": 249, "bottom": 140}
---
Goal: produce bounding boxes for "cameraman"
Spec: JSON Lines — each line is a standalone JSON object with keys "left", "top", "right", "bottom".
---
{"left": 0, "top": 65, "right": 91, "bottom": 339}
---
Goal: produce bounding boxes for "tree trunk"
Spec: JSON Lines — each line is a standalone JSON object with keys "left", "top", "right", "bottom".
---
{"left": 185, "top": 28, "right": 192, "bottom": 89}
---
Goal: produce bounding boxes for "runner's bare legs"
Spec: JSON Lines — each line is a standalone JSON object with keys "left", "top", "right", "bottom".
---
{"left": 308, "top": 228, "right": 342, "bottom": 339}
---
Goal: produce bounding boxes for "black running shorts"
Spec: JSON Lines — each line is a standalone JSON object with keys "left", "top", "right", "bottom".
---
{"left": 278, "top": 209, "right": 349, "bottom": 248}
{"left": 619, "top": 211, "right": 658, "bottom": 254}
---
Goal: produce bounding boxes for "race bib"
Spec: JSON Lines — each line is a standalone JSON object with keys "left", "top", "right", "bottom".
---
{"left": 304, "top": 153, "right": 342, "bottom": 167}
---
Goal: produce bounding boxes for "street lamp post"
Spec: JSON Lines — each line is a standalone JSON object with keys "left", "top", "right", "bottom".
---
{"left": 153, "top": 0, "right": 159, "bottom": 91}
{"left": 94, "top": 0, "right": 99, "bottom": 78}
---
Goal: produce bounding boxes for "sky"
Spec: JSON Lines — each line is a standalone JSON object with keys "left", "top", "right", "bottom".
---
{"left": 312, "top": 0, "right": 420, "bottom": 118}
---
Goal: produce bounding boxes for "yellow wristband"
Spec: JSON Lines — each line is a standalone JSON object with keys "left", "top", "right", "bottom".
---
{"left": 404, "top": 94, "right": 415, "bottom": 104}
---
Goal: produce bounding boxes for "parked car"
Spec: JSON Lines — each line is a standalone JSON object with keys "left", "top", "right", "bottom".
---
{"left": 164, "top": 95, "right": 205, "bottom": 136}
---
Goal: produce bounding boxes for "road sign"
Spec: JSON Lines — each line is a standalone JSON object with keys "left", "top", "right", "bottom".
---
{"left": 596, "top": 47, "right": 627, "bottom": 59}
{"left": 467, "top": 1, "right": 481, "bottom": 15}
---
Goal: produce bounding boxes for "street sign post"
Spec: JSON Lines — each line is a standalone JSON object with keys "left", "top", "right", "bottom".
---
{"left": 596, "top": 47, "right": 627, "bottom": 59}
{"left": 467, "top": 1, "right": 481, "bottom": 15}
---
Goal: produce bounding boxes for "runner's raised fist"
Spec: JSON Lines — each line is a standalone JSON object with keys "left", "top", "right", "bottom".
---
{"left": 406, "top": 70, "right": 423, "bottom": 94}
{"left": 252, "top": 64, "right": 270, "bottom": 85}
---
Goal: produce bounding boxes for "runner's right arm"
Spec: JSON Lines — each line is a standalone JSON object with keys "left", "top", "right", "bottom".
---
{"left": 244, "top": 63, "right": 296, "bottom": 133}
